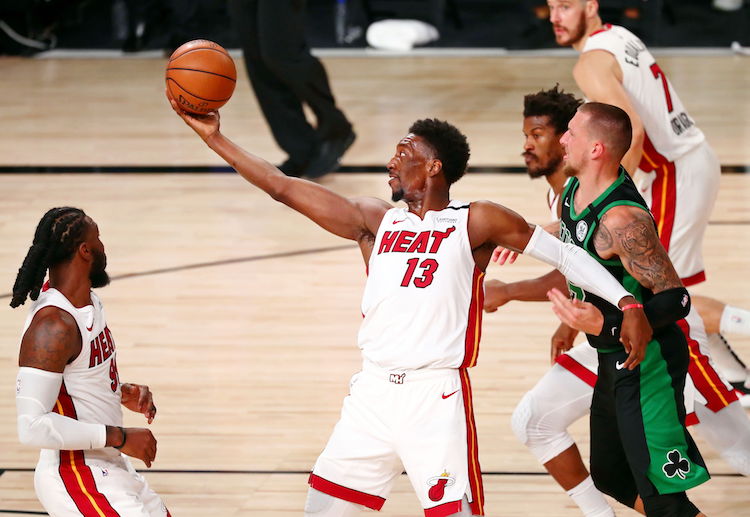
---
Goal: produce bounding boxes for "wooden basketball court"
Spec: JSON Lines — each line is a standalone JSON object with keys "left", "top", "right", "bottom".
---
{"left": 0, "top": 50, "right": 748, "bottom": 515}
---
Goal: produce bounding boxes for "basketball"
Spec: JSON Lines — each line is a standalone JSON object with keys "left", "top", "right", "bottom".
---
{"left": 165, "top": 40, "right": 237, "bottom": 115}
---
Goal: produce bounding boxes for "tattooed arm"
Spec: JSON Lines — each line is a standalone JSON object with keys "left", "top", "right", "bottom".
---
{"left": 550, "top": 205, "right": 688, "bottom": 369}
{"left": 593, "top": 206, "right": 682, "bottom": 293}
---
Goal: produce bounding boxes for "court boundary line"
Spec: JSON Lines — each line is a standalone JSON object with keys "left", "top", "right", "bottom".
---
{"left": 0, "top": 244, "right": 357, "bottom": 300}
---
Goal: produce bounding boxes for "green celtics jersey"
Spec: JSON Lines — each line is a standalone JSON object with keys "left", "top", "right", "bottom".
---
{"left": 559, "top": 167, "right": 655, "bottom": 351}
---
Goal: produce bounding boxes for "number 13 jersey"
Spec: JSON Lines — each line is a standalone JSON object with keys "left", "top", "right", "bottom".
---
{"left": 358, "top": 201, "right": 484, "bottom": 371}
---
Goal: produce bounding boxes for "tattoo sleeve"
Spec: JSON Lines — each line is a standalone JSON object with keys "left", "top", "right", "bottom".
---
{"left": 599, "top": 209, "right": 681, "bottom": 292}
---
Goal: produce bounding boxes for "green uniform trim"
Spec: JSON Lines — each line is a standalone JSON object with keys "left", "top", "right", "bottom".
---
{"left": 640, "top": 340, "right": 711, "bottom": 493}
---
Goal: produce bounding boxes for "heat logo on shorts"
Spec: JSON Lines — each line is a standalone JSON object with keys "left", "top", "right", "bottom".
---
{"left": 427, "top": 471, "right": 455, "bottom": 501}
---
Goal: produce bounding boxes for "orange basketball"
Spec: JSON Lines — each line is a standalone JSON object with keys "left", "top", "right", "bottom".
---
{"left": 165, "top": 40, "right": 237, "bottom": 115}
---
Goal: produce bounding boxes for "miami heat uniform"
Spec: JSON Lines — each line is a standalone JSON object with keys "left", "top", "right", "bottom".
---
{"left": 18, "top": 287, "right": 168, "bottom": 517}
{"left": 583, "top": 24, "right": 720, "bottom": 287}
{"left": 309, "top": 201, "right": 485, "bottom": 516}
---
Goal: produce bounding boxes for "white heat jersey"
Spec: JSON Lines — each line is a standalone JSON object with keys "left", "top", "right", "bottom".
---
{"left": 22, "top": 286, "right": 122, "bottom": 464}
{"left": 358, "top": 201, "right": 484, "bottom": 371}
{"left": 583, "top": 25, "right": 704, "bottom": 164}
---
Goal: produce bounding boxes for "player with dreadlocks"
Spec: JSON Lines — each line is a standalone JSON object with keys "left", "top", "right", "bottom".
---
{"left": 12, "top": 207, "right": 170, "bottom": 516}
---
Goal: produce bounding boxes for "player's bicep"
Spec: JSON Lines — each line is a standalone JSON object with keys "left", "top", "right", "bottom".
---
{"left": 575, "top": 53, "right": 643, "bottom": 129}
{"left": 19, "top": 308, "right": 81, "bottom": 373}
{"left": 471, "top": 201, "right": 534, "bottom": 253}
{"left": 598, "top": 207, "right": 681, "bottom": 293}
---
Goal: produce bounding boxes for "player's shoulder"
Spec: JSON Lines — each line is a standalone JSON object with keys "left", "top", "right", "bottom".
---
{"left": 28, "top": 305, "right": 79, "bottom": 336}
{"left": 469, "top": 199, "right": 503, "bottom": 214}
{"left": 599, "top": 202, "right": 651, "bottom": 229}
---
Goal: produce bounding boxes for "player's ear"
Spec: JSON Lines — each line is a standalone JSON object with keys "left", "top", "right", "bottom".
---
{"left": 427, "top": 159, "right": 443, "bottom": 178}
{"left": 590, "top": 141, "right": 604, "bottom": 160}
{"left": 585, "top": 0, "right": 599, "bottom": 18}
{"left": 78, "top": 241, "right": 92, "bottom": 262}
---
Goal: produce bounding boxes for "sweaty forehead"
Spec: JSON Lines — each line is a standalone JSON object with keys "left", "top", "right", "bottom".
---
{"left": 399, "top": 134, "right": 435, "bottom": 155}
{"left": 398, "top": 134, "right": 418, "bottom": 147}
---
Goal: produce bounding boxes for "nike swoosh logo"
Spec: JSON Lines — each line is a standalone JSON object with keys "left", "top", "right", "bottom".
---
{"left": 564, "top": 199, "right": 570, "bottom": 207}
{"left": 615, "top": 361, "right": 626, "bottom": 370}
{"left": 442, "top": 390, "right": 460, "bottom": 399}
{"left": 392, "top": 219, "right": 406, "bottom": 225}
{"left": 86, "top": 325, "right": 94, "bottom": 332}
{"left": 610, "top": 326, "right": 618, "bottom": 336}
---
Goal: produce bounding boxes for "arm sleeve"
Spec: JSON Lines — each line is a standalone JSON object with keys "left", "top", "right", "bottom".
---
{"left": 598, "top": 287, "right": 691, "bottom": 338}
{"left": 523, "top": 225, "right": 631, "bottom": 307}
{"left": 16, "top": 367, "right": 107, "bottom": 450}
{"left": 644, "top": 287, "right": 691, "bottom": 329}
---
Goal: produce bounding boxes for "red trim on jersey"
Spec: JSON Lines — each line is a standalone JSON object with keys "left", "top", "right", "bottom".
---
{"left": 555, "top": 353, "right": 597, "bottom": 388}
{"left": 459, "top": 369, "right": 485, "bottom": 516}
{"left": 589, "top": 23, "right": 612, "bottom": 37}
{"left": 308, "top": 473, "right": 385, "bottom": 511}
{"left": 685, "top": 412, "right": 699, "bottom": 427}
{"left": 425, "top": 500, "right": 462, "bottom": 517}
{"left": 640, "top": 133, "right": 677, "bottom": 252}
{"left": 54, "top": 382, "right": 121, "bottom": 516}
{"left": 678, "top": 319, "right": 738, "bottom": 412}
{"left": 460, "top": 268, "right": 484, "bottom": 368}
{"left": 681, "top": 270, "right": 706, "bottom": 287}
{"left": 42, "top": 281, "right": 50, "bottom": 292}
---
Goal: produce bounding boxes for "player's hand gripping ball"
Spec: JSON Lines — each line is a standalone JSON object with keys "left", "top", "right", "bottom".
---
{"left": 165, "top": 39, "right": 237, "bottom": 114}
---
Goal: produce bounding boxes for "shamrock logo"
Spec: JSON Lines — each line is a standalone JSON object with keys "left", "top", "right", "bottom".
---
{"left": 662, "top": 449, "right": 690, "bottom": 480}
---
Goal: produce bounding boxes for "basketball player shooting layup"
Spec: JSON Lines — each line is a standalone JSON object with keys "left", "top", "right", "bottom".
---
{"left": 12, "top": 207, "right": 170, "bottom": 517}
{"left": 168, "top": 89, "right": 651, "bottom": 516}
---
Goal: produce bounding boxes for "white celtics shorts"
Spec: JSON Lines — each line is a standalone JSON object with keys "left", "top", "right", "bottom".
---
{"left": 34, "top": 450, "right": 169, "bottom": 517}
{"left": 634, "top": 139, "right": 720, "bottom": 286}
{"left": 309, "top": 361, "right": 484, "bottom": 516}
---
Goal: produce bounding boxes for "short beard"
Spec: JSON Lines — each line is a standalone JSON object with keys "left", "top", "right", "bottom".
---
{"left": 90, "top": 249, "right": 110, "bottom": 289}
{"left": 527, "top": 154, "right": 562, "bottom": 179}
{"left": 391, "top": 189, "right": 404, "bottom": 202}
{"left": 555, "top": 10, "right": 587, "bottom": 47}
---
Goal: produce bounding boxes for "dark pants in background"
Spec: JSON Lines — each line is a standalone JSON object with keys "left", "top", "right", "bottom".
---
{"left": 227, "top": 0, "right": 352, "bottom": 173}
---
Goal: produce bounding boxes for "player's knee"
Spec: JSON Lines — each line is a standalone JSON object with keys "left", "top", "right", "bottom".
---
{"left": 642, "top": 492, "right": 700, "bottom": 517}
{"left": 303, "top": 488, "right": 363, "bottom": 517}
{"left": 511, "top": 391, "right": 574, "bottom": 464}
{"left": 511, "top": 392, "right": 533, "bottom": 445}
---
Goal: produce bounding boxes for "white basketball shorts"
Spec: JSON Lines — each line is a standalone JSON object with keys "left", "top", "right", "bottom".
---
{"left": 34, "top": 450, "right": 169, "bottom": 517}
{"left": 309, "top": 361, "right": 484, "bottom": 516}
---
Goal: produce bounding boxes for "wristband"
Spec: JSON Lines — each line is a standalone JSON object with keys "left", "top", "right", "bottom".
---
{"left": 621, "top": 303, "right": 644, "bottom": 311}
{"left": 114, "top": 427, "right": 127, "bottom": 449}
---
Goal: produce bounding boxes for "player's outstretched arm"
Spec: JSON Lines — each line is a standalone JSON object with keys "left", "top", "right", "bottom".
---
{"left": 469, "top": 201, "right": 651, "bottom": 354}
{"left": 168, "top": 91, "right": 388, "bottom": 243}
{"left": 483, "top": 270, "right": 567, "bottom": 313}
{"left": 17, "top": 307, "right": 158, "bottom": 466}
{"left": 574, "top": 51, "right": 645, "bottom": 175}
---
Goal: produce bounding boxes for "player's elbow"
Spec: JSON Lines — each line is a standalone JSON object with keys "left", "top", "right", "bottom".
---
{"left": 17, "top": 414, "right": 42, "bottom": 447}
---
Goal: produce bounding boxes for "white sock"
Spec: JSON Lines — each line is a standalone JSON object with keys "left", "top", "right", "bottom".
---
{"left": 720, "top": 305, "right": 750, "bottom": 336}
{"left": 566, "top": 476, "right": 615, "bottom": 517}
